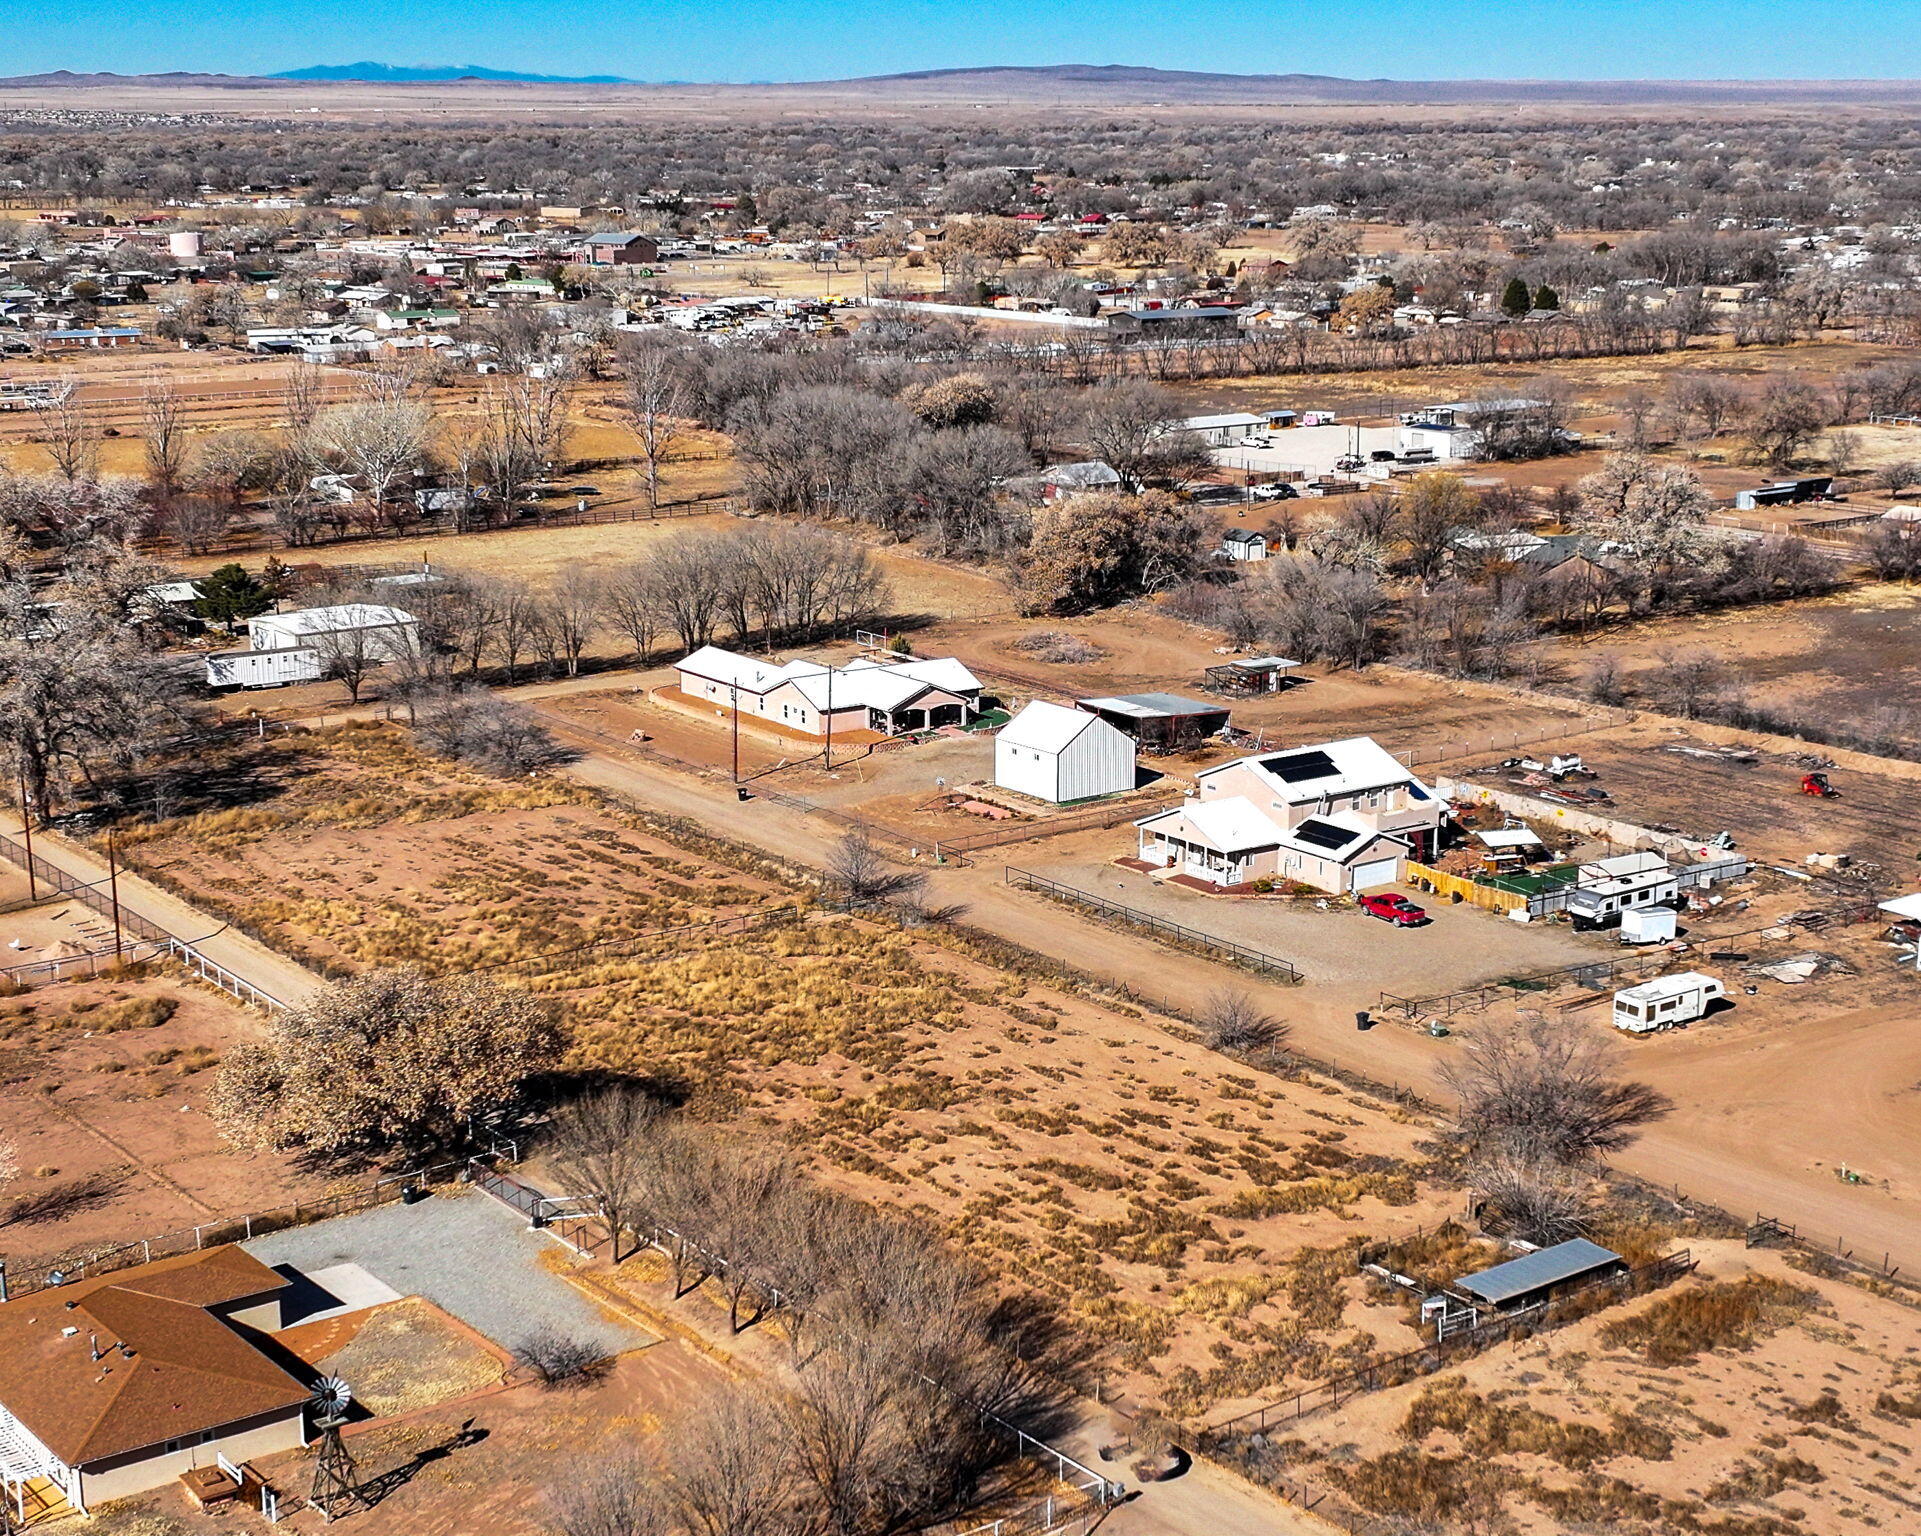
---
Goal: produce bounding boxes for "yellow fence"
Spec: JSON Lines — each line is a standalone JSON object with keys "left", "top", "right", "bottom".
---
{"left": 1405, "top": 860, "right": 1526, "bottom": 914}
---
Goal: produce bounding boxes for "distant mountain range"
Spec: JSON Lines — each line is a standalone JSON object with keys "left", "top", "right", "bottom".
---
{"left": 269, "top": 62, "right": 634, "bottom": 83}
{"left": 2, "top": 62, "right": 1919, "bottom": 105}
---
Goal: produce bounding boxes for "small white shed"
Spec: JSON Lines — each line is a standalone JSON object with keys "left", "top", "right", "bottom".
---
{"left": 995, "top": 700, "right": 1135, "bottom": 804}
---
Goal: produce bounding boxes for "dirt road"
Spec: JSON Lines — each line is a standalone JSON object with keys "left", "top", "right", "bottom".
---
{"left": 0, "top": 812, "right": 330, "bottom": 1009}
{"left": 542, "top": 718, "right": 1921, "bottom": 1276}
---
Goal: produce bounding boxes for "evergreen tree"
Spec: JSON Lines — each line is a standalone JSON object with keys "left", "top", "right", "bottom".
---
{"left": 1533, "top": 284, "right": 1561, "bottom": 311}
{"left": 1501, "top": 277, "right": 1532, "bottom": 317}
{"left": 194, "top": 563, "right": 274, "bottom": 626}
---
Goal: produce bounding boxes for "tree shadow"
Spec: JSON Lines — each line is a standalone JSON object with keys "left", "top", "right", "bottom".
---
{"left": 0, "top": 1167, "right": 131, "bottom": 1229}
{"left": 356, "top": 1420, "right": 491, "bottom": 1510}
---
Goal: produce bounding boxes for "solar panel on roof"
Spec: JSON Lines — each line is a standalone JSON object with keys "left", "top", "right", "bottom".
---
{"left": 1263, "top": 749, "right": 1337, "bottom": 783}
{"left": 1293, "top": 818, "right": 1357, "bottom": 851}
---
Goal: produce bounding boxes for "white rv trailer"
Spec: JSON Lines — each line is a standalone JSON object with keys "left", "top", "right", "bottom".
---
{"left": 1612, "top": 972, "right": 1725, "bottom": 1033}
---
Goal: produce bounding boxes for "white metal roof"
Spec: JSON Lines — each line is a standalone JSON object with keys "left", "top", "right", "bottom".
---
{"left": 1878, "top": 893, "right": 1921, "bottom": 921}
{"left": 677, "top": 646, "right": 978, "bottom": 714}
{"left": 254, "top": 603, "right": 416, "bottom": 635}
{"left": 999, "top": 699, "right": 1103, "bottom": 755}
{"left": 1203, "top": 735, "right": 1429, "bottom": 805}
{"left": 1473, "top": 828, "right": 1544, "bottom": 849}
{"left": 1136, "top": 795, "right": 1281, "bottom": 854}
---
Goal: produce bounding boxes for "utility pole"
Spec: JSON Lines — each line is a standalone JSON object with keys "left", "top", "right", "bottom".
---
{"left": 106, "top": 829, "right": 123, "bottom": 964}
{"left": 16, "top": 762, "right": 36, "bottom": 903}
{"left": 823, "top": 660, "right": 833, "bottom": 773}
{"left": 729, "top": 681, "right": 740, "bottom": 784}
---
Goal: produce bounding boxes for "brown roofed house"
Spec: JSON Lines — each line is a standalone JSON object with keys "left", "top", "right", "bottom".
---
{"left": 0, "top": 1246, "right": 309, "bottom": 1514}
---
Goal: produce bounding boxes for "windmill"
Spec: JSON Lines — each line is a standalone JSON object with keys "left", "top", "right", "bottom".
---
{"left": 307, "top": 1376, "right": 359, "bottom": 1521}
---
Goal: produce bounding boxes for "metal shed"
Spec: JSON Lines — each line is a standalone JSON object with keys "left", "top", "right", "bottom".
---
{"left": 1076, "top": 693, "right": 1231, "bottom": 750}
{"left": 1455, "top": 1239, "right": 1626, "bottom": 1310}
{"left": 1204, "top": 656, "right": 1300, "bottom": 696}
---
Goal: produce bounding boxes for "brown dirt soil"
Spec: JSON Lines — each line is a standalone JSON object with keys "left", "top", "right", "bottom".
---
{"left": 1537, "top": 584, "right": 1921, "bottom": 750}
{"left": 116, "top": 721, "right": 1456, "bottom": 1421}
{"left": 0, "top": 968, "right": 333, "bottom": 1266}
{"left": 115, "top": 724, "right": 788, "bottom": 975}
{"left": 1255, "top": 1243, "right": 1921, "bottom": 1536}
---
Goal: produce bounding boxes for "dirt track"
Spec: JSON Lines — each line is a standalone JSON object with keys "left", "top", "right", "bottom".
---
{"left": 527, "top": 709, "right": 1921, "bottom": 1277}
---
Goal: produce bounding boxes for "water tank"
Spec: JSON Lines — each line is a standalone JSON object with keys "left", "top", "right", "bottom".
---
{"left": 168, "top": 230, "right": 203, "bottom": 260}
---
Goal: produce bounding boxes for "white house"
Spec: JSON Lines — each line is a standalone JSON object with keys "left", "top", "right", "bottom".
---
{"left": 1135, "top": 736, "right": 1446, "bottom": 893}
{"left": 994, "top": 700, "right": 1136, "bottom": 804}
{"left": 674, "top": 646, "right": 982, "bottom": 737}
{"left": 1180, "top": 412, "right": 1269, "bottom": 447}
{"left": 246, "top": 604, "right": 420, "bottom": 656}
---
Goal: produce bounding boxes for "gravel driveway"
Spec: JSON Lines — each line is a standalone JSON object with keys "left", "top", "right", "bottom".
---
{"left": 245, "top": 1187, "right": 647, "bottom": 1359}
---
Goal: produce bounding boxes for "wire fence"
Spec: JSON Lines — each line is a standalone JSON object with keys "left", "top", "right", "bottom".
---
{"left": 1202, "top": 1249, "right": 1696, "bottom": 1445}
{"left": 0, "top": 1153, "right": 494, "bottom": 1303}
{"left": 0, "top": 829, "right": 286, "bottom": 1012}
{"left": 1002, "top": 865, "right": 1302, "bottom": 982}
{"left": 930, "top": 791, "right": 1183, "bottom": 859}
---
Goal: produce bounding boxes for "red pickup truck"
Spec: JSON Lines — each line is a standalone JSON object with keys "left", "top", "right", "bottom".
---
{"left": 1359, "top": 892, "right": 1429, "bottom": 927}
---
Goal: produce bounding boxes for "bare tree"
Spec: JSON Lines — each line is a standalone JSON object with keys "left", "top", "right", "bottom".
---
{"left": 621, "top": 339, "right": 689, "bottom": 512}
{"left": 37, "top": 394, "right": 98, "bottom": 483}
{"left": 1441, "top": 1014, "right": 1672, "bottom": 1165}
{"left": 1472, "top": 1150, "right": 1592, "bottom": 1247}
{"left": 825, "top": 829, "right": 927, "bottom": 908}
{"left": 319, "top": 397, "right": 432, "bottom": 523}
{"left": 1878, "top": 459, "right": 1921, "bottom": 498}
{"left": 141, "top": 382, "right": 188, "bottom": 495}
{"left": 546, "top": 1086, "right": 660, "bottom": 1263}
{"left": 533, "top": 569, "right": 604, "bottom": 678}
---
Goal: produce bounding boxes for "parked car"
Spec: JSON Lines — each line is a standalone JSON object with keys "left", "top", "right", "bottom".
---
{"left": 1359, "top": 892, "right": 1429, "bottom": 926}
{"left": 1250, "top": 482, "right": 1299, "bottom": 500}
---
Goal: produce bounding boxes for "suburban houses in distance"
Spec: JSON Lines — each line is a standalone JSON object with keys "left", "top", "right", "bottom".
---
{"left": 3, "top": 47, "right": 1921, "bottom": 1536}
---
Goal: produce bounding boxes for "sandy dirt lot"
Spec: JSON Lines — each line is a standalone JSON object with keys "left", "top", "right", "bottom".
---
{"left": 0, "top": 967, "right": 330, "bottom": 1267}
{"left": 1501, "top": 715, "right": 1921, "bottom": 867}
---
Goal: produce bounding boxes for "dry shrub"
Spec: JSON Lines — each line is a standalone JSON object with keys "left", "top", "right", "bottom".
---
{"left": 1012, "top": 630, "right": 1107, "bottom": 664}
{"left": 1400, "top": 1377, "right": 1671, "bottom": 1470}
{"left": 1599, "top": 1275, "right": 1815, "bottom": 1366}
{"left": 1328, "top": 1445, "right": 1512, "bottom": 1524}
{"left": 1705, "top": 1452, "right": 1825, "bottom": 1502}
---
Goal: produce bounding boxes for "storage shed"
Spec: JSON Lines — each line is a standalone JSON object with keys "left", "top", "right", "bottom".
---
{"left": 1203, "top": 656, "right": 1300, "bottom": 695}
{"left": 1076, "top": 693, "right": 1230, "bottom": 750}
{"left": 1455, "top": 1239, "right": 1626, "bottom": 1311}
{"left": 994, "top": 700, "right": 1136, "bottom": 804}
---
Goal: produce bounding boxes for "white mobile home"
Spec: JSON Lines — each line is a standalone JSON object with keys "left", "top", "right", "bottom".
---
{"left": 205, "top": 604, "right": 419, "bottom": 690}
{"left": 1612, "top": 972, "right": 1725, "bottom": 1033}
{"left": 995, "top": 700, "right": 1135, "bottom": 804}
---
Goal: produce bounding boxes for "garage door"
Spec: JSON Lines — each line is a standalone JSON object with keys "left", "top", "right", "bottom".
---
{"left": 1349, "top": 858, "right": 1400, "bottom": 892}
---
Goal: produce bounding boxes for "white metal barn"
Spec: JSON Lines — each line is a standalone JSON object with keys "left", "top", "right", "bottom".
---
{"left": 995, "top": 700, "right": 1135, "bottom": 804}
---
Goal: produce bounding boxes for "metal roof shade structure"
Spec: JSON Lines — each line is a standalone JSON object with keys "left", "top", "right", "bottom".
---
{"left": 1078, "top": 692, "right": 1222, "bottom": 720}
{"left": 1454, "top": 1239, "right": 1626, "bottom": 1309}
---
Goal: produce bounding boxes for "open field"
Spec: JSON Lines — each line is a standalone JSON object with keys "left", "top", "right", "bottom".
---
{"left": 0, "top": 965, "right": 330, "bottom": 1265}
{"left": 1245, "top": 1240, "right": 1921, "bottom": 1535}
{"left": 112, "top": 721, "right": 1462, "bottom": 1422}
{"left": 1163, "top": 337, "right": 1919, "bottom": 419}
{"left": 1535, "top": 584, "right": 1921, "bottom": 751}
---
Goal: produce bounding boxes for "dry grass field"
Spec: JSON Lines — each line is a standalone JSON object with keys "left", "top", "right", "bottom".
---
{"left": 113, "top": 721, "right": 1460, "bottom": 1421}
{"left": 1245, "top": 1243, "right": 1921, "bottom": 1535}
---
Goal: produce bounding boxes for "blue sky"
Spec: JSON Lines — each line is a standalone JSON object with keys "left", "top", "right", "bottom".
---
{"left": 1, "top": 0, "right": 1915, "bottom": 81}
